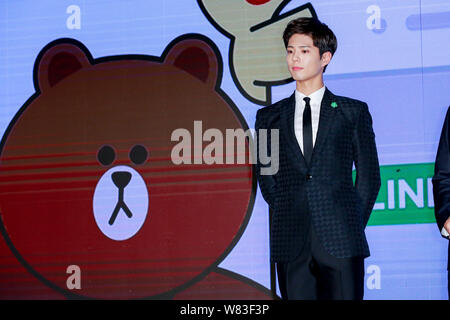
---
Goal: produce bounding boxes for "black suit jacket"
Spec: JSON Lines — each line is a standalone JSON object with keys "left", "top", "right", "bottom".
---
{"left": 256, "top": 88, "right": 381, "bottom": 262}
{"left": 432, "top": 106, "right": 450, "bottom": 270}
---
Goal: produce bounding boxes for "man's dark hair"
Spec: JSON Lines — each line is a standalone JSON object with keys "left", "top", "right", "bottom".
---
{"left": 283, "top": 17, "right": 337, "bottom": 73}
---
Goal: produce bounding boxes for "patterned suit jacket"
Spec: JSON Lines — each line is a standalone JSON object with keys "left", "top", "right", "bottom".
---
{"left": 255, "top": 88, "right": 381, "bottom": 262}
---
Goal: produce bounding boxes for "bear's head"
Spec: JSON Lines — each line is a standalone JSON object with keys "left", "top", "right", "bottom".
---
{"left": 0, "top": 36, "right": 254, "bottom": 299}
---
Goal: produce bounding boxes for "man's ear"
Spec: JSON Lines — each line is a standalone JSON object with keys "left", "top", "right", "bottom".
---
{"left": 320, "top": 51, "right": 332, "bottom": 69}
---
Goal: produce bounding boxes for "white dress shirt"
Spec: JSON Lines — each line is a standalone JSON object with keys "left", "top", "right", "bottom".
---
{"left": 294, "top": 86, "right": 326, "bottom": 154}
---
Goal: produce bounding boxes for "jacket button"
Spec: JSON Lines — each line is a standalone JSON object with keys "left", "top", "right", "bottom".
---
{"left": 306, "top": 174, "right": 312, "bottom": 180}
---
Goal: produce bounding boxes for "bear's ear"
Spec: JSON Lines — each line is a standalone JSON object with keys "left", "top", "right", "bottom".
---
{"left": 163, "top": 37, "right": 220, "bottom": 88}
{"left": 35, "top": 39, "right": 92, "bottom": 92}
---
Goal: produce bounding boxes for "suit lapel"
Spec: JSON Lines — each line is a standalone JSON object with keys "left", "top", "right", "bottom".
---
{"left": 280, "top": 92, "right": 308, "bottom": 172}
{"left": 310, "top": 88, "right": 336, "bottom": 164}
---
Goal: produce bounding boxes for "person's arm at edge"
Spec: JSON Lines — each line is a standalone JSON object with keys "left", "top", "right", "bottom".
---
{"left": 432, "top": 106, "right": 450, "bottom": 239}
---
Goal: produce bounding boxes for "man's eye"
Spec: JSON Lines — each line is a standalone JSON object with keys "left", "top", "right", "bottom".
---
{"left": 302, "top": 50, "right": 309, "bottom": 54}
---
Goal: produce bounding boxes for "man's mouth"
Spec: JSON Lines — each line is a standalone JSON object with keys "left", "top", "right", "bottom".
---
{"left": 292, "top": 67, "right": 303, "bottom": 71}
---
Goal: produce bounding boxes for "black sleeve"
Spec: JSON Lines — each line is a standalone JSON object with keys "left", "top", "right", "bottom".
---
{"left": 352, "top": 103, "right": 381, "bottom": 227}
{"left": 432, "top": 106, "right": 450, "bottom": 237}
{"left": 255, "top": 109, "right": 278, "bottom": 210}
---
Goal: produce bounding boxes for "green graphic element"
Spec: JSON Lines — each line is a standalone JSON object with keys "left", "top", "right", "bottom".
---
{"left": 353, "top": 163, "right": 436, "bottom": 226}
{"left": 331, "top": 101, "right": 338, "bottom": 108}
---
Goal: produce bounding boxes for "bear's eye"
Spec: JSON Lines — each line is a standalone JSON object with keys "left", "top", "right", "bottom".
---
{"left": 97, "top": 145, "right": 116, "bottom": 166}
{"left": 129, "top": 145, "right": 148, "bottom": 165}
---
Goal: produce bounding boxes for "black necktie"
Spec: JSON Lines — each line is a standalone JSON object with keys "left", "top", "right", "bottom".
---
{"left": 303, "top": 97, "right": 313, "bottom": 165}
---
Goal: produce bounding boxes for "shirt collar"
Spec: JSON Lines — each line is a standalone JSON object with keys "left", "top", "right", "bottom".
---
{"left": 295, "top": 86, "right": 326, "bottom": 106}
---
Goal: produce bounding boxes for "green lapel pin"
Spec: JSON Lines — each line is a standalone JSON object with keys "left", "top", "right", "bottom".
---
{"left": 331, "top": 101, "right": 338, "bottom": 108}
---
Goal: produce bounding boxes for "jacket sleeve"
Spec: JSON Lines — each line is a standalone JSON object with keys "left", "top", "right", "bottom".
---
{"left": 352, "top": 103, "right": 381, "bottom": 227}
{"left": 255, "top": 109, "right": 278, "bottom": 210}
{"left": 432, "top": 106, "right": 450, "bottom": 238}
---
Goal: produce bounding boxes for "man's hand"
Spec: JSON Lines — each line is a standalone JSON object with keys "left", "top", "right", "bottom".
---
{"left": 444, "top": 218, "right": 450, "bottom": 236}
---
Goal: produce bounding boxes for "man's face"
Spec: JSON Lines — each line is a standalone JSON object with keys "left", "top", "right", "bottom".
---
{"left": 286, "top": 33, "right": 330, "bottom": 83}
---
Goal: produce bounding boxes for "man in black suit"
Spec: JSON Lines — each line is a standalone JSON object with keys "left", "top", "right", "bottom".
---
{"left": 432, "top": 106, "right": 450, "bottom": 299}
{"left": 255, "top": 17, "right": 380, "bottom": 300}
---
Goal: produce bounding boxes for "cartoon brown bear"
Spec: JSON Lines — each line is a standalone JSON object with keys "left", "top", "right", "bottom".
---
{"left": 0, "top": 35, "right": 270, "bottom": 299}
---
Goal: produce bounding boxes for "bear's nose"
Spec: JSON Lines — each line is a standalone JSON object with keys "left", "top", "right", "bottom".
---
{"left": 111, "top": 171, "right": 132, "bottom": 188}
{"left": 93, "top": 165, "right": 149, "bottom": 241}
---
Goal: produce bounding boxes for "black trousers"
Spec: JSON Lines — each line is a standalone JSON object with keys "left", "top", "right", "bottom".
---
{"left": 276, "top": 223, "right": 365, "bottom": 300}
